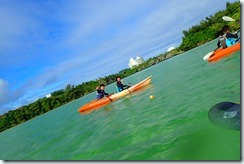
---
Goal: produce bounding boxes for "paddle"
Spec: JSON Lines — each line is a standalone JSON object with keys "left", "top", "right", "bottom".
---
{"left": 223, "top": 16, "right": 240, "bottom": 33}
{"left": 106, "top": 95, "right": 113, "bottom": 102}
{"left": 203, "top": 16, "right": 239, "bottom": 61}
{"left": 203, "top": 47, "right": 219, "bottom": 61}
{"left": 208, "top": 102, "right": 240, "bottom": 131}
{"left": 106, "top": 92, "right": 115, "bottom": 102}
{"left": 126, "top": 83, "right": 131, "bottom": 89}
{"left": 222, "top": 16, "right": 235, "bottom": 22}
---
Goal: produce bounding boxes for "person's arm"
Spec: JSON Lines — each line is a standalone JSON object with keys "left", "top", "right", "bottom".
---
{"left": 123, "top": 84, "right": 130, "bottom": 88}
{"left": 97, "top": 89, "right": 102, "bottom": 93}
{"left": 217, "top": 39, "right": 221, "bottom": 48}
{"left": 227, "top": 33, "right": 238, "bottom": 39}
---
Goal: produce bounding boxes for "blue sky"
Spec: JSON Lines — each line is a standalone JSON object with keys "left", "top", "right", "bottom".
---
{"left": 0, "top": 0, "right": 238, "bottom": 114}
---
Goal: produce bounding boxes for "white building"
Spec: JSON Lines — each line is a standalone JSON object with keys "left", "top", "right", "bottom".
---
{"left": 128, "top": 56, "right": 145, "bottom": 68}
{"left": 135, "top": 56, "right": 144, "bottom": 65}
{"left": 46, "top": 94, "right": 52, "bottom": 98}
{"left": 167, "top": 47, "right": 175, "bottom": 52}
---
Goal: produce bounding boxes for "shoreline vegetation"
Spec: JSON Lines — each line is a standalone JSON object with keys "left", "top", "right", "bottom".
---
{"left": 0, "top": 2, "right": 240, "bottom": 132}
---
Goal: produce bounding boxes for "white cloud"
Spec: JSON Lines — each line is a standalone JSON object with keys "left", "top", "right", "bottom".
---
{"left": 58, "top": 0, "right": 233, "bottom": 64}
{"left": 61, "top": 0, "right": 157, "bottom": 45}
{"left": 0, "top": 79, "right": 9, "bottom": 103}
{"left": 0, "top": 79, "right": 23, "bottom": 114}
{"left": 0, "top": 2, "right": 41, "bottom": 48}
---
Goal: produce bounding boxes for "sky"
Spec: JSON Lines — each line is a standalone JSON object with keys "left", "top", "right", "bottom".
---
{"left": 0, "top": 0, "right": 239, "bottom": 114}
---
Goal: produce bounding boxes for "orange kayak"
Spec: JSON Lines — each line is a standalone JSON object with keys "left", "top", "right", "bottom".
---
{"left": 208, "top": 42, "right": 240, "bottom": 62}
{"left": 78, "top": 76, "right": 152, "bottom": 113}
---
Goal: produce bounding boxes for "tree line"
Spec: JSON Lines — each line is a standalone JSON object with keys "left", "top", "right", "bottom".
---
{"left": 0, "top": 1, "right": 240, "bottom": 132}
{"left": 179, "top": 1, "right": 240, "bottom": 51}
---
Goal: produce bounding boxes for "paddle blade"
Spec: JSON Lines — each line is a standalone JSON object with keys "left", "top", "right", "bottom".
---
{"left": 203, "top": 51, "right": 213, "bottom": 61}
{"left": 222, "top": 16, "right": 235, "bottom": 22}
{"left": 208, "top": 102, "right": 240, "bottom": 131}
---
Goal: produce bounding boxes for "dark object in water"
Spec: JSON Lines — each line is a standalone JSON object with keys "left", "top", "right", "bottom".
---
{"left": 208, "top": 102, "right": 240, "bottom": 131}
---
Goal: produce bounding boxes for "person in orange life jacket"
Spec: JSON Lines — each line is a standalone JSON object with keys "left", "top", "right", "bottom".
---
{"left": 217, "top": 25, "right": 239, "bottom": 48}
{"left": 96, "top": 84, "right": 110, "bottom": 99}
{"left": 116, "top": 76, "right": 130, "bottom": 92}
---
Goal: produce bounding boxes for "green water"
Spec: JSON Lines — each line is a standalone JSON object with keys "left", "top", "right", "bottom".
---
{"left": 0, "top": 40, "right": 240, "bottom": 160}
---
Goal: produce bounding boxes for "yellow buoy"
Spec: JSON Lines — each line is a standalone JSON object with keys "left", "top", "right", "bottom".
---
{"left": 150, "top": 95, "right": 154, "bottom": 99}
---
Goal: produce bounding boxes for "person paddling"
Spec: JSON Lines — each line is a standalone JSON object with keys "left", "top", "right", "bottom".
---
{"left": 116, "top": 76, "right": 130, "bottom": 92}
{"left": 217, "top": 25, "right": 239, "bottom": 48}
{"left": 96, "top": 84, "right": 110, "bottom": 100}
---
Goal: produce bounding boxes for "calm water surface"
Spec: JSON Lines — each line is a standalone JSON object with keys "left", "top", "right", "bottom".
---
{"left": 0, "top": 39, "right": 240, "bottom": 160}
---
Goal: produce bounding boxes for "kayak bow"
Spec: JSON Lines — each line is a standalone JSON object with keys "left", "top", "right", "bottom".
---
{"left": 208, "top": 42, "right": 240, "bottom": 62}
